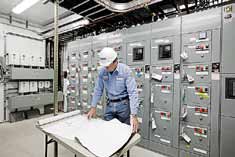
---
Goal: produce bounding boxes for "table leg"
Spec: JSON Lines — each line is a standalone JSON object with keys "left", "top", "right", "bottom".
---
{"left": 45, "top": 135, "right": 48, "bottom": 157}
{"left": 54, "top": 141, "right": 58, "bottom": 157}
{"left": 127, "top": 150, "right": 130, "bottom": 157}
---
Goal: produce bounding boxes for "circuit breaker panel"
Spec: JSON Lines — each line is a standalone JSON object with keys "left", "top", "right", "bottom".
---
{"left": 179, "top": 7, "right": 221, "bottom": 157}
{"left": 64, "top": 4, "right": 235, "bottom": 157}
{"left": 149, "top": 17, "right": 181, "bottom": 156}
{"left": 65, "top": 31, "right": 126, "bottom": 117}
{"left": 66, "top": 40, "right": 80, "bottom": 112}
{"left": 79, "top": 37, "right": 93, "bottom": 113}
{"left": 123, "top": 23, "right": 151, "bottom": 146}
{"left": 0, "top": 33, "right": 63, "bottom": 122}
{"left": 220, "top": 4, "right": 235, "bottom": 157}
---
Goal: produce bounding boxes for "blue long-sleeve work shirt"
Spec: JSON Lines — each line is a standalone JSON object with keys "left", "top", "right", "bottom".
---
{"left": 91, "top": 63, "right": 139, "bottom": 115}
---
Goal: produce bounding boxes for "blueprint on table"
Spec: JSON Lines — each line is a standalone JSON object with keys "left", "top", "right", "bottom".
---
{"left": 42, "top": 115, "right": 132, "bottom": 157}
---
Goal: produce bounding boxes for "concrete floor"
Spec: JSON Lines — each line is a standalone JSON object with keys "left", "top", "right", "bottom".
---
{"left": 0, "top": 115, "right": 167, "bottom": 157}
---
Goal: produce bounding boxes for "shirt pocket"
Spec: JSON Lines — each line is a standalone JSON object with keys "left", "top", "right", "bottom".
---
{"left": 115, "top": 76, "right": 125, "bottom": 92}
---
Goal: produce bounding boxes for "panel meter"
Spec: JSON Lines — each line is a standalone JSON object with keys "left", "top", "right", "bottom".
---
{"left": 159, "top": 44, "right": 172, "bottom": 60}
{"left": 133, "top": 47, "right": 144, "bottom": 62}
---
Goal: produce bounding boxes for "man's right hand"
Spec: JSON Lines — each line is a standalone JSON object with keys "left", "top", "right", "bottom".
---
{"left": 87, "top": 107, "right": 97, "bottom": 119}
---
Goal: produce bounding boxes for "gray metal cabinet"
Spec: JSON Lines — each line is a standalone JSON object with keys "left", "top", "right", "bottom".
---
{"left": 181, "top": 104, "right": 210, "bottom": 126}
{"left": 220, "top": 116, "right": 235, "bottom": 157}
{"left": 181, "top": 64, "right": 211, "bottom": 83}
{"left": 151, "top": 36, "right": 177, "bottom": 65}
{"left": 221, "top": 74, "right": 235, "bottom": 117}
{"left": 151, "top": 65, "right": 174, "bottom": 82}
{"left": 150, "top": 110, "right": 173, "bottom": 146}
{"left": 180, "top": 123, "right": 210, "bottom": 156}
{"left": 182, "top": 31, "right": 212, "bottom": 63}
{"left": 182, "top": 85, "right": 210, "bottom": 106}
{"left": 152, "top": 83, "right": 173, "bottom": 111}
{"left": 126, "top": 40, "right": 148, "bottom": 65}
{"left": 8, "top": 92, "right": 63, "bottom": 111}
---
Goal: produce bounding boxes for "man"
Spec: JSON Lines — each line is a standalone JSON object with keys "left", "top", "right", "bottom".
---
{"left": 87, "top": 47, "right": 139, "bottom": 133}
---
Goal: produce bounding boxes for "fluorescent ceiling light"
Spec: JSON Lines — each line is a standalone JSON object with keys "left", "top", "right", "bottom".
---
{"left": 72, "top": 19, "right": 90, "bottom": 28}
{"left": 12, "top": 0, "right": 40, "bottom": 14}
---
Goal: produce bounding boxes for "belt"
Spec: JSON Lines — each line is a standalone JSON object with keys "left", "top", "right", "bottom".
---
{"left": 109, "top": 96, "right": 129, "bottom": 103}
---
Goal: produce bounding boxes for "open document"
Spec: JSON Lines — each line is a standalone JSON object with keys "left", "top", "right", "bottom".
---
{"left": 42, "top": 115, "right": 132, "bottom": 157}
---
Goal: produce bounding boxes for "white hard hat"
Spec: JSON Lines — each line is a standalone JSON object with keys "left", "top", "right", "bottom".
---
{"left": 99, "top": 47, "right": 117, "bottom": 67}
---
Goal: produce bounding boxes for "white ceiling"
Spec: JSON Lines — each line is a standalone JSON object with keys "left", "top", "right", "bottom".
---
{"left": 0, "top": 0, "right": 77, "bottom": 26}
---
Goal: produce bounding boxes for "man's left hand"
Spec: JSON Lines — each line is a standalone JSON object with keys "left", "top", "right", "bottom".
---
{"left": 130, "top": 115, "right": 139, "bottom": 133}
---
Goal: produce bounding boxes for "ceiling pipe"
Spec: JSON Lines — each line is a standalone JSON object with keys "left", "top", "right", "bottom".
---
{"left": 94, "top": 0, "right": 162, "bottom": 13}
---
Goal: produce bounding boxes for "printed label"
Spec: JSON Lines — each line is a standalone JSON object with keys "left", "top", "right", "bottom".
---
{"left": 196, "top": 72, "right": 209, "bottom": 76}
{"left": 212, "top": 73, "right": 220, "bottom": 80}
{"left": 193, "top": 148, "right": 207, "bottom": 154}
{"left": 195, "top": 50, "right": 209, "bottom": 54}
{"left": 160, "top": 139, "right": 171, "bottom": 144}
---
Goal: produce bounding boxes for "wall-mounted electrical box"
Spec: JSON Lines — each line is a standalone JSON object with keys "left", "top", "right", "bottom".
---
{"left": 7, "top": 53, "right": 19, "bottom": 65}
{"left": 29, "top": 81, "right": 38, "bottom": 92}
{"left": 20, "top": 53, "right": 29, "bottom": 66}
{"left": 19, "top": 81, "right": 30, "bottom": 93}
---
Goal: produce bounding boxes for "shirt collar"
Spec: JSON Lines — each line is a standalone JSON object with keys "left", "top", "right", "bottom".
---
{"left": 114, "top": 63, "right": 120, "bottom": 74}
{"left": 105, "top": 63, "right": 120, "bottom": 74}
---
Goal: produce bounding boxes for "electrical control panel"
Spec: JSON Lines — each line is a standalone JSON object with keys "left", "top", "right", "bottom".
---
{"left": 151, "top": 37, "right": 175, "bottom": 64}
{"left": 182, "top": 64, "right": 210, "bottom": 83}
{"left": 182, "top": 85, "right": 210, "bottom": 106}
{"left": 127, "top": 42, "right": 146, "bottom": 65}
{"left": 2, "top": 33, "right": 56, "bottom": 122}
{"left": 62, "top": 5, "right": 235, "bottom": 157}
{"left": 181, "top": 104, "right": 210, "bottom": 125}
{"left": 180, "top": 123, "right": 210, "bottom": 156}
{"left": 178, "top": 7, "right": 223, "bottom": 157}
{"left": 150, "top": 109, "right": 173, "bottom": 146}
{"left": 125, "top": 24, "right": 151, "bottom": 65}
{"left": 151, "top": 65, "right": 174, "bottom": 82}
{"left": 181, "top": 31, "right": 211, "bottom": 64}
{"left": 151, "top": 83, "right": 173, "bottom": 111}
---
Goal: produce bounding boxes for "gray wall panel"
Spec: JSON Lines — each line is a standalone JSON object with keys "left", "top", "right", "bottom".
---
{"left": 10, "top": 67, "right": 54, "bottom": 80}
{"left": 220, "top": 116, "right": 235, "bottom": 157}
{"left": 182, "top": 8, "right": 221, "bottom": 33}
{"left": 221, "top": 4, "right": 235, "bottom": 73}
{"left": 8, "top": 92, "right": 63, "bottom": 111}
